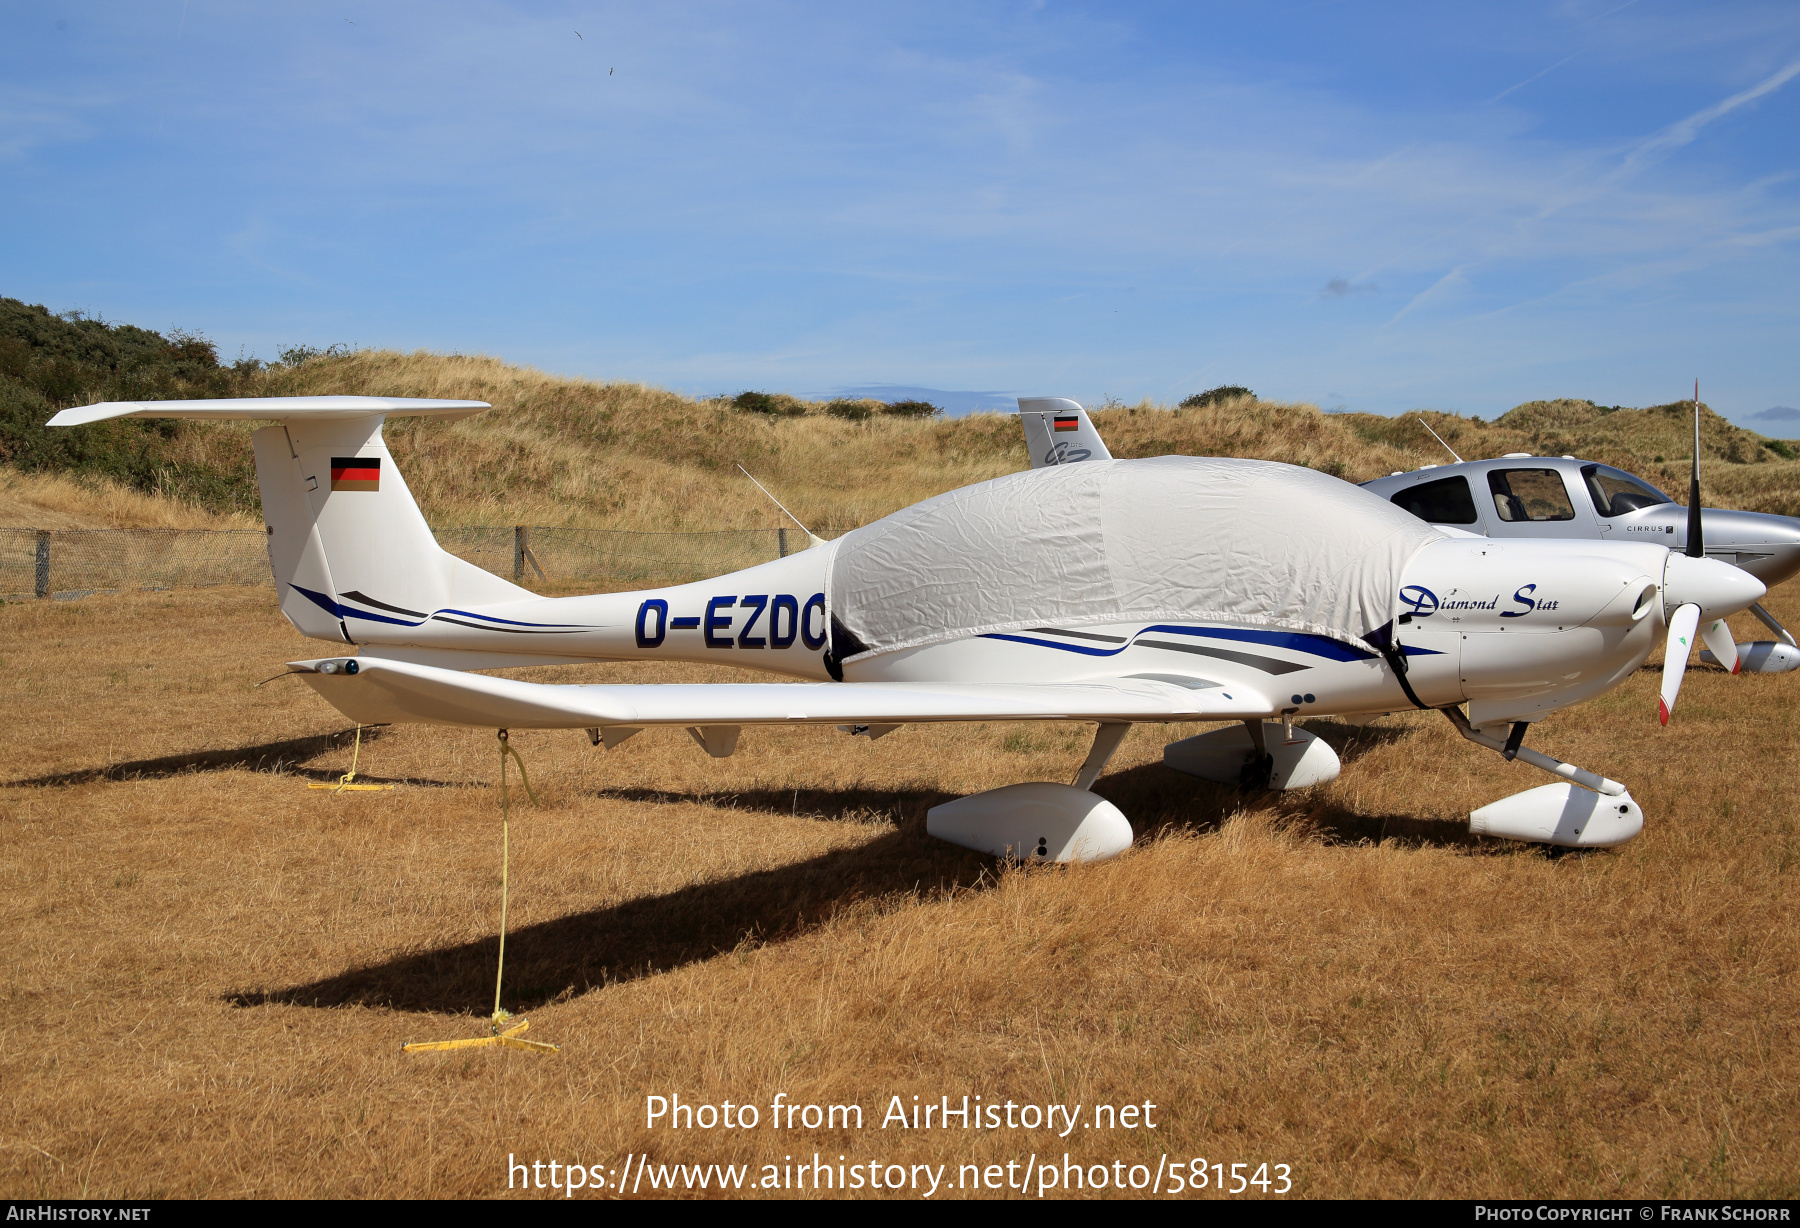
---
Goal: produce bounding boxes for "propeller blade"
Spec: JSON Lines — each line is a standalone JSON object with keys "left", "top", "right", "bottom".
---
{"left": 1687, "top": 380, "right": 1704, "bottom": 559}
{"left": 1701, "top": 617, "right": 1741, "bottom": 675}
{"left": 1661, "top": 602, "right": 1701, "bottom": 725}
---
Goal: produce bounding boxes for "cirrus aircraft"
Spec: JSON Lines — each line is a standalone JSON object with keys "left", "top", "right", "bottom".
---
{"left": 48, "top": 395, "right": 1767, "bottom": 859}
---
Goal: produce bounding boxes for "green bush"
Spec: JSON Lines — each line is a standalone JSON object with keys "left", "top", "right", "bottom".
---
{"left": 0, "top": 296, "right": 262, "bottom": 512}
{"left": 824, "top": 398, "right": 875, "bottom": 421}
{"left": 276, "top": 342, "right": 352, "bottom": 366}
{"left": 1764, "top": 438, "right": 1797, "bottom": 461}
{"left": 732, "top": 390, "right": 781, "bottom": 414}
{"left": 732, "top": 390, "right": 813, "bottom": 417}
{"left": 882, "top": 399, "right": 941, "bottom": 419}
{"left": 1180, "top": 385, "right": 1254, "bottom": 408}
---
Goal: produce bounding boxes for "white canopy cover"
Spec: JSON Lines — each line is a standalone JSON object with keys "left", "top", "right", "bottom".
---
{"left": 825, "top": 456, "right": 1443, "bottom": 663}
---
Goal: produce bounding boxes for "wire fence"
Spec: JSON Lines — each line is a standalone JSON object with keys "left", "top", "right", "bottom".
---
{"left": 0, "top": 525, "right": 840, "bottom": 601}
{"left": 431, "top": 526, "right": 833, "bottom": 590}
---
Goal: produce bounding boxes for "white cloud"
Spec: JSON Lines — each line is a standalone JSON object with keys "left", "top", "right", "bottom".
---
{"left": 1619, "top": 54, "right": 1800, "bottom": 173}
{"left": 0, "top": 89, "right": 92, "bottom": 162}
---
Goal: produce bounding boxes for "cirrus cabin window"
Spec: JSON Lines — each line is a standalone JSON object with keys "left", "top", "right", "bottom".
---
{"left": 1390, "top": 475, "right": 1479, "bottom": 525}
{"left": 1487, "top": 468, "right": 1575, "bottom": 522}
{"left": 1581, "top": 463, "right": 1672, "bottom": 518}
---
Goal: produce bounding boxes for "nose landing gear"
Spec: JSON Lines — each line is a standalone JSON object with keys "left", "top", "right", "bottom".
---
{"left": 1443, "top": 708, "right": 1643, "bottom": 848}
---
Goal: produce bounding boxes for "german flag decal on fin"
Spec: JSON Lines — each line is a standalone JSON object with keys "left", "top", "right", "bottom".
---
{"left": 330, "top": 456, "right": 380, "bottom": 491}
{"left": 1053, "top": 415, "right": 1079, "bottom": 432}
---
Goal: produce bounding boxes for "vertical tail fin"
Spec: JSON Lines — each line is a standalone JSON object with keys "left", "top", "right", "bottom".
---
{"left": 48, "top": 396, "right": 529, "bottom": 643}
{"left": 1017, "top": 397, "right": 1113, "bottom": 468}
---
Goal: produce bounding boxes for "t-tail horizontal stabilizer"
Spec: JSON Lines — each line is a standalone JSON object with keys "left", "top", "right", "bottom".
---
{"left": 45, "top": 395, "right": 491, "bottom": 427}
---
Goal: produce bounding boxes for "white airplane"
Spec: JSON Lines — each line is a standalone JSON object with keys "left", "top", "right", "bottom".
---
{"left": 50, "top": 395, "right": 1767, "bottom": 857}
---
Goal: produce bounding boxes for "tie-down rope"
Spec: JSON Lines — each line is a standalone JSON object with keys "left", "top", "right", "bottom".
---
{"left": 403, "top": 729, "right": 557, "bottom": 1055}
{"left": 306, "top": 724, "right": 393, "bottom": 792}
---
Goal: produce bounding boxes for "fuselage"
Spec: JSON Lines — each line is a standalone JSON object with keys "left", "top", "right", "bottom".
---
{"left": 340, "top": 531, "right": 1731, "bottom": 729}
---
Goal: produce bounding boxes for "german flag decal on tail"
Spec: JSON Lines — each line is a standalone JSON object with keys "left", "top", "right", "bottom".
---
{"left": 330, "top": 457, "right": 380, "bottom": 491}
{"left": 1053, "top": 415, "right": 1080, "bottom": 432}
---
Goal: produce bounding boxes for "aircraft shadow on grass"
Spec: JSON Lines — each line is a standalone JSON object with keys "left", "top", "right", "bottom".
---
{"left": 228, "top": 812, "right": 994, "bottom": 1016}
{"left": 225, "top": 722, "right": 1472, "bottom": 1018}
{"left": 1093, "top": 719, "right": 1476, "bottom": 851}
{"left": 0, "top": 726, "right": 462, "bottom": 789}
{"left": 1261, "top": 718, "right": 1485, "bottom": 851}
{"left": 587, "top": 781, "right": 960, "bottom": 825}
{"left": 1096, "top": 767, "right": 1477, "bottom": 853}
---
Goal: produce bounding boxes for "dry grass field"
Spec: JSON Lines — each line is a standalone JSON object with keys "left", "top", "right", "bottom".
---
{"left": 1, "top": 577, "right": 1796, "bottom": 1199}
{"left": 3, "top": 347, "right": 1798, "bottom": 1198}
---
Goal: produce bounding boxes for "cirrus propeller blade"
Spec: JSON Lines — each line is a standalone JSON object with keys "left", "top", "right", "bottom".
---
{"left": 1701, "top": 617, "right": 1741, "bottom": 675}
{"left": 1660, "top": 603, "right": 1701, "bottom": 726}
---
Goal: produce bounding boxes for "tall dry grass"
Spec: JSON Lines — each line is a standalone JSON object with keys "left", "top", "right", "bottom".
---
{"left": 258, "top": 354, "right": 1800, "bottom": 527}
{"left": 1, "top": 584, "right": 1795, "bottom": 1198}
{"left": 10, "top": 349, "right": 1800, "bottom": 530}
{"left": 0, "top": 467, "right": 257, "bottom": 530}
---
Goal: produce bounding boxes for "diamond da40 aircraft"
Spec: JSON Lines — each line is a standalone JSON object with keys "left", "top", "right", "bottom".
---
{"left": 1364, "top": 412, "right": 1800, "bottom": 676}
{"left": 50, "top": 395, "right": 1767, "bottom": 857}
{"left": 1019, "top": 396, "right": 1800, "bottom": 677}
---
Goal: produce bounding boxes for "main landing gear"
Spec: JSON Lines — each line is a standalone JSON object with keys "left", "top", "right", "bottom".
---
{"left": 924, "top": 722, "right": 1137, "bottom": 864}
{"left": 1157, "top": 708, "right": 1643, "bottom": 849}
{"left": 924, "top": 703, "right": 1647, "bottom": 863}
{"left": 1160, "top": 716, "right": 1343, "bottom": 792}
{"left": 1700, "top": 602, "right": 1800, "bottom": 674}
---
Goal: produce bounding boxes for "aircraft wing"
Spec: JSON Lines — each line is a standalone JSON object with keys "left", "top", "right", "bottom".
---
{"left": 288, "top": 656, "right": 1274, "bottom": 729}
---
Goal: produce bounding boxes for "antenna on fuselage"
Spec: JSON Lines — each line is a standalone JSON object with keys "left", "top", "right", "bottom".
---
{"left": 738, "top": 465, "right": 827, "bottom": 550}
{"left": 1416, "top": 416, "right": 1464, "bottom": 464}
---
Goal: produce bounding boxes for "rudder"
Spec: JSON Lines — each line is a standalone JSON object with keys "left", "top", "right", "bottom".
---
{"left": 253, "top": 416, "right": 530, "bottom": 642}
{"left": 1017, "top": 397, "right": 1113, "bottom": 468}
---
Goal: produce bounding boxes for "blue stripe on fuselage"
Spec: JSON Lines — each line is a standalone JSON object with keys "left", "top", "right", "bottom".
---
{"left": 1148, "top": 624, "right": 1375, "bottom": 661}
{"left": 980, "top": 624, "right": 1440, "bottom": 660}
{"left": 432, "top": 607, "right": 594, "bottom": 629}
{"left": 982, "top": 632, "right": 1125, "bottom": 657}
{"left": 287, "top": 584, "right": 596, "bottom": 631}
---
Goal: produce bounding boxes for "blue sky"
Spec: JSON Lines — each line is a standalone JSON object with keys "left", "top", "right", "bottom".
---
{"left": 3, "top": 2, "right": 1797, "bottom": 422}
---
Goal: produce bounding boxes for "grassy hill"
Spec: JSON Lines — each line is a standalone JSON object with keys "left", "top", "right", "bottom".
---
{"left": 4, "top": 295, "right": 1799, "bottom": 529}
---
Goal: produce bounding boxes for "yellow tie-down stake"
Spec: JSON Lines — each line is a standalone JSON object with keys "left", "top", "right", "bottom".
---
{"left": 403, "top": 730, "right": 558, "bottom": 1055}
{"left": 307, "top": 724, "right": 394, "bottom": 792}
{"left": 404, "top": 1011, "right": 559, "bottom": 1054}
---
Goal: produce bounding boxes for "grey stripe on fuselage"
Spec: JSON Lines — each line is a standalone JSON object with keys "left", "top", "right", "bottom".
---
{"left": 1134, "top": 638, "right": 1310, "bottom": 675}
